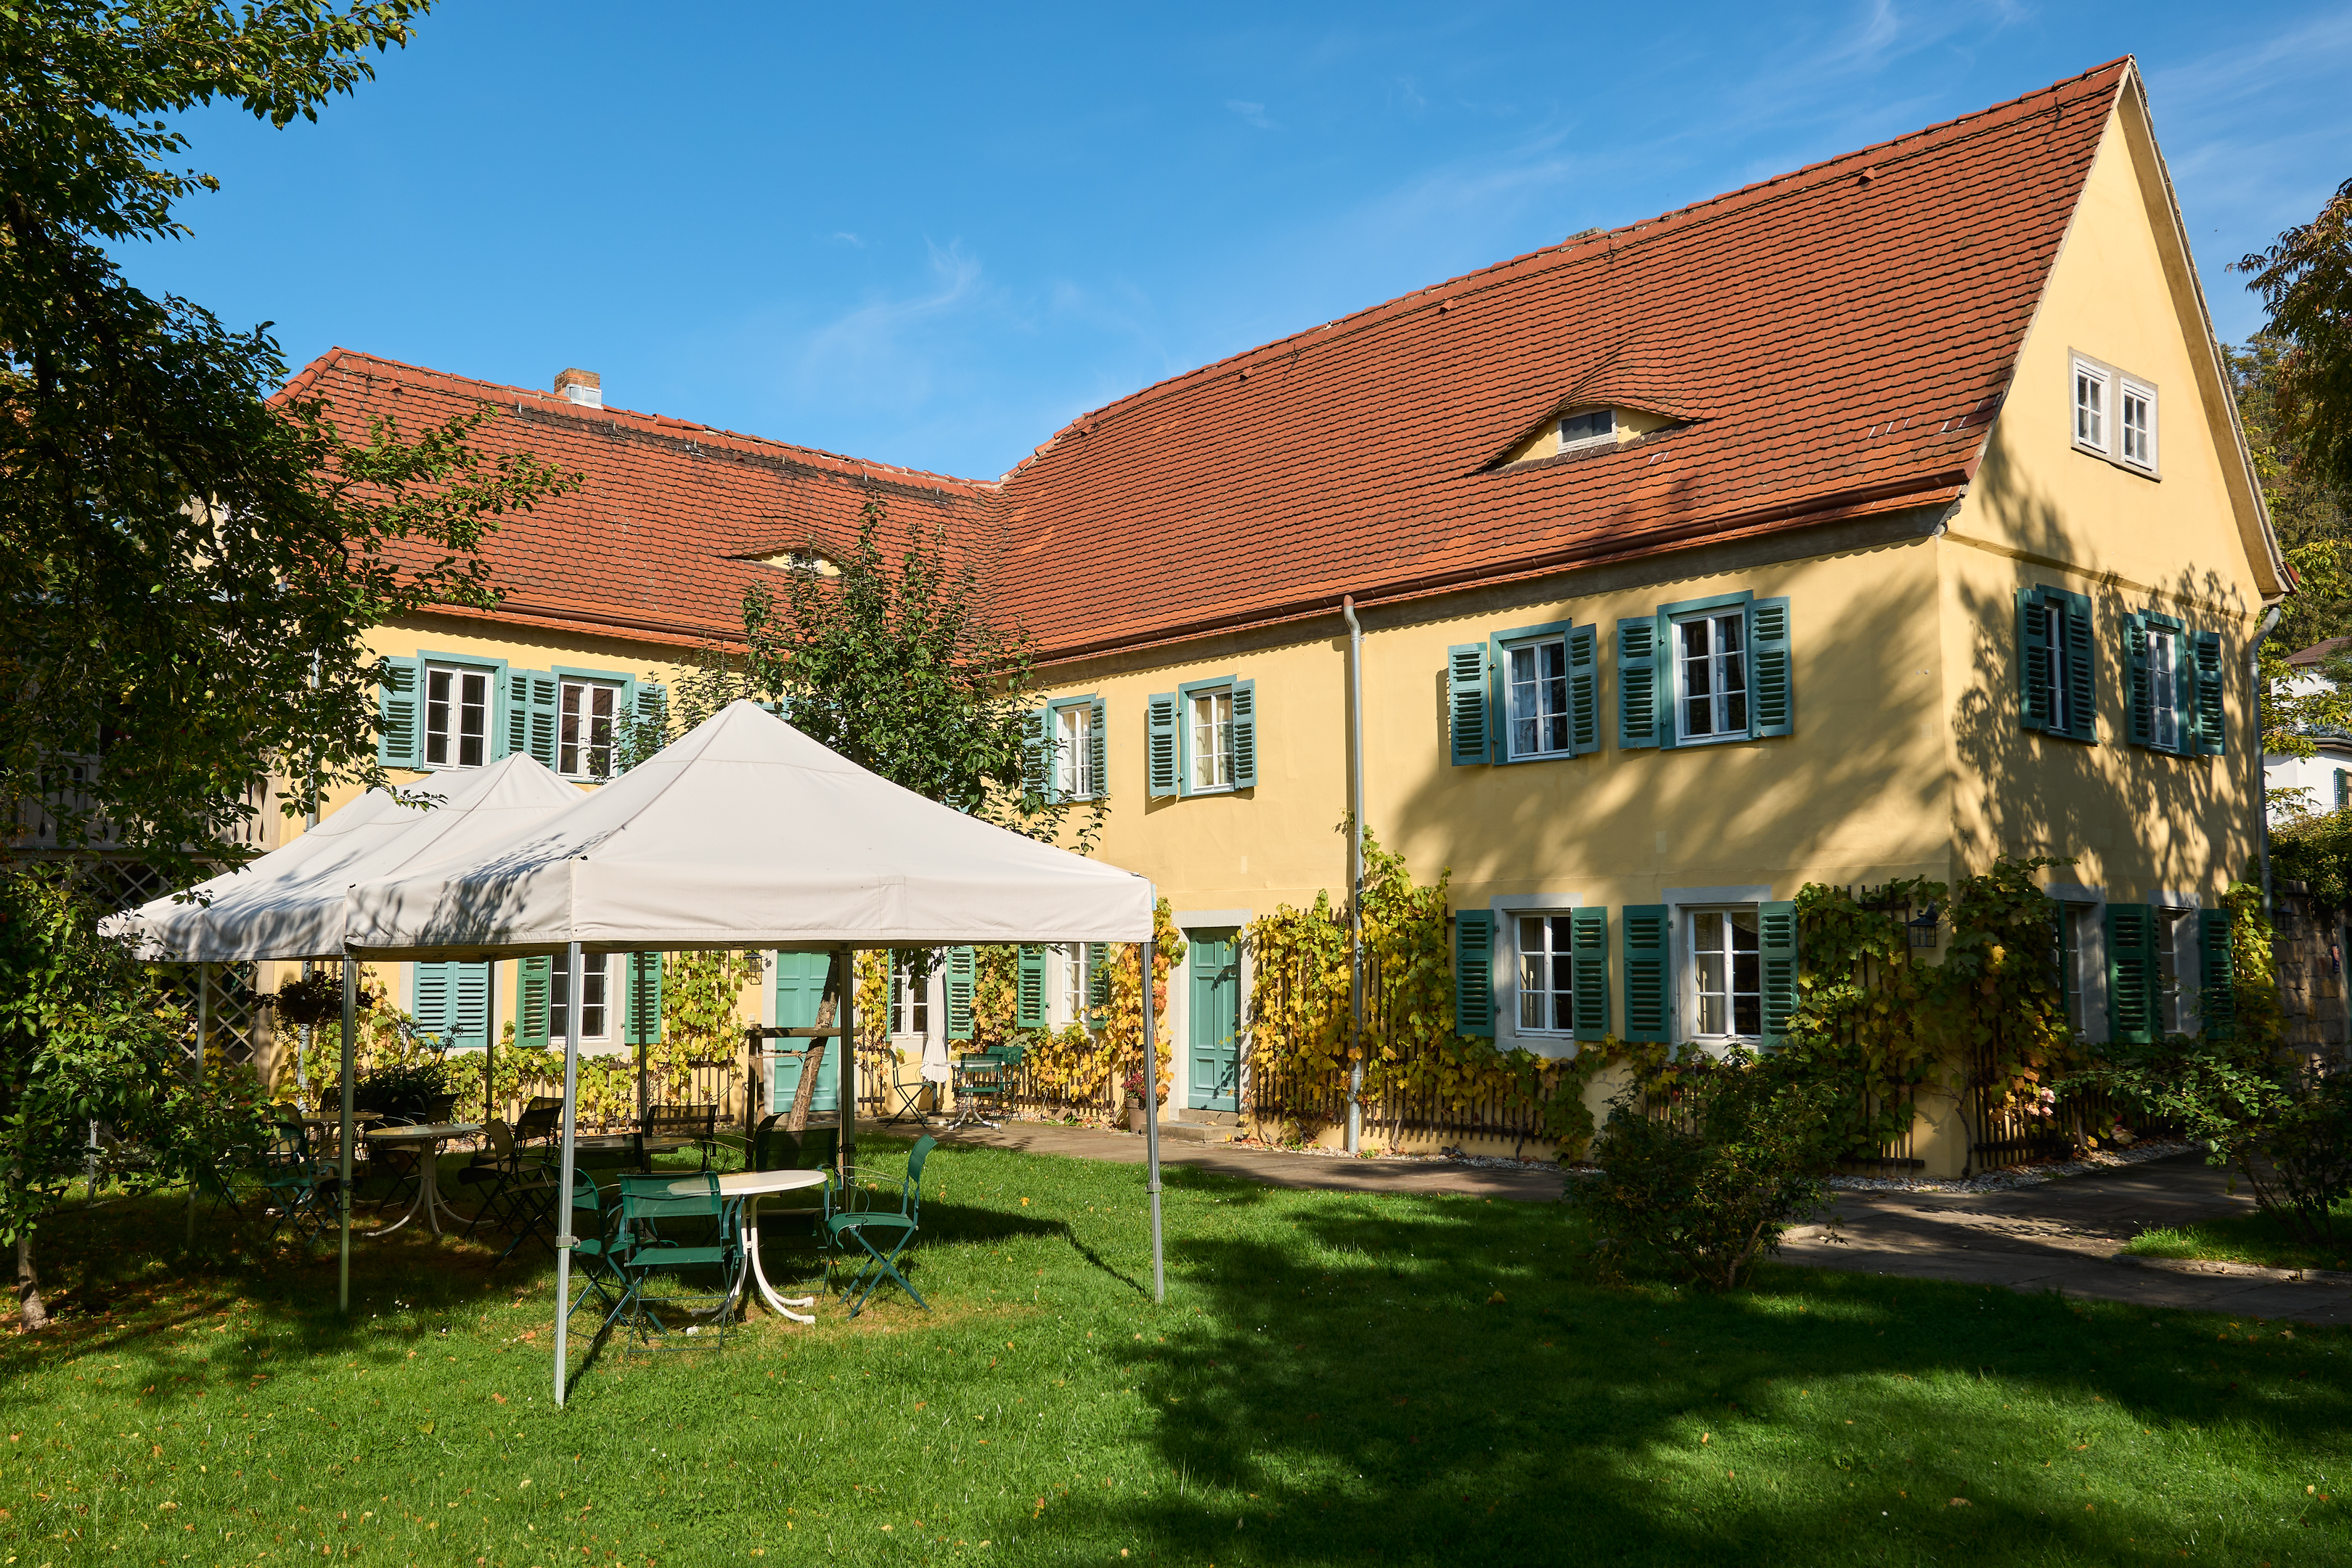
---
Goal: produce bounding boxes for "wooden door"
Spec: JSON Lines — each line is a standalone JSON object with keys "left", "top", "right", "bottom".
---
{"left": 1186, "top": 930, "right": 1240, "bottom": 1112}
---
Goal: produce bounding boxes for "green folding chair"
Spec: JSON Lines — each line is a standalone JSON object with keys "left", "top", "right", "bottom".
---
{"left": 823, "top": 1135, "right": 936, "bottom": 1318}
{"left": 613, "top": 1172, "right": 740, "bottom": 1347}
{"left": 257, "top": 1121, "right": 338, "bottom": 1246}
{"left": 562, "top": 1170, "right": 629, "bottom": 1335}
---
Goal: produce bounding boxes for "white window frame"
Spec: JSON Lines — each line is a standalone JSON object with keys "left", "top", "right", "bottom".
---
{"left": 1512, "top": 912, "right": 1578, "bottom": 1038}
{"left": 2072, "top": 354, "right": 2110, "bottom": 455}
{"left": 558, "top": 678, "right": 620, "bottom": 780}
{"left": 2045, "top": 883, "right": 2108, "bottom": 1045}
{"left": 891, "top": 957, "right": 930, "bottom": 1037}
{"left": 1187, "top": 686, "right": 1236, "bottom": 793}
{"left": 2118, "top": 376, "right": 2158, "bottom": 473}
{"left": 1503, "top": 633, "right": 1576, "bottom": 759}
{"left": 422, "top": 663, "right": 493, "bottom": 770}
{"left": 1053, "top": 702, "right": 1098, "bottom": 801}
{"left": 1052, "top": 942, "right": 1097, "bottom": 1028}
{"left": 2060, "top": 902, "right": 2094, "bottom": 1039}
{"left": 1556, "top": 407, "right": 1617, "bottom": 454}
{"left": 2147, "top": 624, "right": 2183, "bottom": 754}
{"left": 2038, "top": 600, "right": 2072, "bottom": 736}
{"left": 1685, "top": 905, "right": 1763, "bottom": 1042}
{"left": 2071, "top": 351, "right": 2160, "bottom": 478}
{"left": 2153, "top": 901, "right": 2202, "bottom": 1037}
{"left": 551, "top": 952, "right": 611, "bottom": 1043}
{"left": 1672, "top": 608, "right": 1749, "bottom": 744}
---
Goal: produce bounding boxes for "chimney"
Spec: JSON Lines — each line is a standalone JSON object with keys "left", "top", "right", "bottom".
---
{"left": 554, "top": 367, "right": 601, "bottom": 408}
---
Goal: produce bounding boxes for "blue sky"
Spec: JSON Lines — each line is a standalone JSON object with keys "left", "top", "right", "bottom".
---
{"left": 118, "top": 1, "right": 2352, "bottom": 481}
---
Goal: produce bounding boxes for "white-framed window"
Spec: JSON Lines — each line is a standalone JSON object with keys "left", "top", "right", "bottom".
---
{"left": 551, "top": 952, "right": 609, "bottom": 1042}
{"left": 2073, "top": 353, "right": 2159, "bottom": 475}
{"left": 1054, "top": 943, "right": 1098, "bottom": 1026}
{"left": 1674, "top": 609, "right": 1749, "bottom": 743}
{"left": 1055, "top": 703, "right": 1097, "bottom": 800}
{"left": 2073, "top": 358, "right": 2109, "bottom": 452}
{"left": 1557, "top": 407, "right": 1616, "bottom": 453}
{"left": 2147, "top": 624, "right": 2182, "bottom": 753}
{"left": 2037, "top": 600, "right": 2071, "bottom": 735}
{"left": 1688, "top": 908, "right": 1762, "bottom": 1039}
{"left": 559, "top": 680, "right": 618, "bottom": 779}
{"left": 1505, "top": 635, "right": 1575, "bottom": 759}
{"left": 2156, "top": 908, "right": 2190, "bottom": 1035}
{"left": 1188, "top": 686, "right": 1234, "bottom": 792}
{"left": 2120, "top": 379, "right": 2157, "bottom": 470}
{"left": 891, "top": 958, "right": 928, "bottom": 1036}
{"left": 423, "top": 665, "right": 491, "bottom": 769}
{"left": 2061, "top": 903, "right": 2094, "bottom": 1037}
{"left": 1514, "top": 915, "right": 1577, "bottom": 1036}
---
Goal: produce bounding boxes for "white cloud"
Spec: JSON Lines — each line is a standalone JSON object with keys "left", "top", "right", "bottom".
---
{"left": 1225, "top": 99, "right": 1279, "bottom": 131}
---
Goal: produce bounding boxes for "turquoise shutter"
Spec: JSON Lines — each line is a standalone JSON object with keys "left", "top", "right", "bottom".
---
{"left": 1617, "top": 618, "right": 1659, "bottom": 749}
{"left": 1086, "top": 943, "right": 1109, "bottom": 1028}
{"left": 1023, "top": 708, "right": 1052, "bottom": 802}
{"left": 2060, "top": 590, "right": 2097, "bottom": 743}
{"left": 1621, "top": 905, "right": 1671, "bottom": 1043}
{"left": 1146, "top": 694, "right": 1180, "bottom": 799}
{"left": 1016, "top": 945, "right": 1048, "bottom": 1029}
{"left": 945, "top": 946, "right": 976, "bottom": 1040}
{"left": 1749, "top": 597, "right": 1793, "bottom": 738}
{"left": 517, "top": 956, "right": 550, "bottom": 1047}
{"left": 1566, "top": 624, "right": 1601, "bottom": 756}
{"left": 2105, "top": 905, "right": 2158, "bottom": 1044}
{"left": 412, "top": 963, "right": 451, "bottom": 1042}
{"left": 377, "top": 657, "right": 421, "bottom": 767}
{"left": 1087, "top": 697, "right": 1108, "bottom": 799}
{"left": 1229, "top": 679, "right": 1259, "bottom": 787}
{"left": 624, "top": 952, "right": 663, "bottom": 1045}
{"left": 1568, "top": 907, "right": 1609, "bottom": 1041}
{"left": 451, "top": 963, "right": 489, "bottom": 1050}
{"left": 1759, "top": 901, "right": 1799, "bottom": 1043}
{"left": 2124, "top": 613, "right": 2152, "bottom": 748}
{"left": 769, "top": 952, "right": 826, "bottom": 1028}
{"left": 2199, "top": 908, "right": 2234, "bottom": 1040}
{"left": 1453, "top": 911, "right": 1494, "bottom": 1039}
{"left": 1447, "top": 644, "right": 1491, "bottom": 765}
{"left": 625, "top": 682, "right": 669, "bottom": 771}
{"left": 507, "top": 669, "right": 560, "bottom": 769}
{"left": 2192, "top": 630, "right": 2225, "bottom": 756}
{"left": 2017, "top": 589, "right": 2053, "bottom": 732}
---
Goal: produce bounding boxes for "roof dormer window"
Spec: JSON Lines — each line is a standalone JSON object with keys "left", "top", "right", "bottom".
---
{"left": 1557, "top": 408, "right": 1617, "bottom": 453}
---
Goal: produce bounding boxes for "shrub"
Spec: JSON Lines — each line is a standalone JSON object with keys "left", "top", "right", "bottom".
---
{"left": 349, "top": 1057, "right": 458, "bottom": 1119}
{"left": 1570, "top": 1047, "right": 1840, "bottom": 1289}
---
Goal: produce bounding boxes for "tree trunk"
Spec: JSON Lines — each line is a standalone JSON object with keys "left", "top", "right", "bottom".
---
{"left": 785, "top": 952, "right": 849, "bottom": 1134}
{"left": 15, "top": 1230, "right": 47, "bottom": 1331}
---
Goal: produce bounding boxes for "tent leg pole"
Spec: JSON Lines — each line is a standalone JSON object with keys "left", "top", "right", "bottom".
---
{"left": 187, "top": 963, "right": 207, "bottom": 1249}
{"left": 838, "top": 946, "right": 857, "bottom": 1182}
{"left": 483, "top": 961, "right": 497, "bottom": 1129}
{"left": 338, "top": 957, "right": 357, "bottom": 1315}
{"left": 553, "top": 942, "right": 584, "bottom": 1410}
{"left": 1141, "top": 934, "right": 1162, "bottom": 1304}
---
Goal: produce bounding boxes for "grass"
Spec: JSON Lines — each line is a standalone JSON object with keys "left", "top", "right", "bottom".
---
{"left": 3, "top": 1137, "right": 2350, "bottom": 1567}
{"left": 2124, "top": 1198, "right": 2352, "bottom": 1274}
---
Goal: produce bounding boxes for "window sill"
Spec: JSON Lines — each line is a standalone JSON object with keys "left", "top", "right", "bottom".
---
{"left": 2071, "top": 440, "right": 2162, "bottom": 481}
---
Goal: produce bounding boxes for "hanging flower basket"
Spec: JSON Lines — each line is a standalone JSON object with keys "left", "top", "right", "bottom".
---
{"left": 267, "top": 973, "right": 373, "bottom": 1027}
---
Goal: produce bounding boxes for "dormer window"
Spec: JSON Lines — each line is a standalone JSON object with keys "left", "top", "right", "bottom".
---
{"left": 1557, "top": 408, "right": 1617, "bottom": 453}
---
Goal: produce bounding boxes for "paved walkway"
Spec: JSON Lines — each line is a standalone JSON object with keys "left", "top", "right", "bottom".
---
{"left": 892, "top": 1118, "right": 2352, "bottom": 1323}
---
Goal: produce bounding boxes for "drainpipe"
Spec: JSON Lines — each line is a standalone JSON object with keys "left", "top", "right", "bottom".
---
{"left": 2251, "top": 603, "right": 2283, "bottom": 917}
{"left": 1342, "top": 597, "right": 1367, "bottom": 1156}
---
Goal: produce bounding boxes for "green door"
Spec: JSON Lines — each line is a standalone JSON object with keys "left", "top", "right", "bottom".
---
{"left": 767, "top": 951, "right": 836, "bottom": 1114}
{"left": 1187, "top": 929, "right": 1241, "bottom": 1113}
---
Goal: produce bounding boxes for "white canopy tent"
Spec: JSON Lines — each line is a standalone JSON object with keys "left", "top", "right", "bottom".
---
{"left": 341, "top": 701, "right": 1159, "bottom": 1404}
{"left": 107, "top": 753, "right": 587, "bottom": 1298}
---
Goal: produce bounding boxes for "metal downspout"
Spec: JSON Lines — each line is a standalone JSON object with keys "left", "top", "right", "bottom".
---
{"left": 1342, "top": 597, "right": 1366, "bottom": 1156}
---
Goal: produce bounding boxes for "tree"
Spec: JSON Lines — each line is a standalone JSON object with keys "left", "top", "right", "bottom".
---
{"left": 2238, "top": 177, "right": 2352, "bottom": 498}
{"left": 1, "top": 2, "right": 575, "bottom": 880}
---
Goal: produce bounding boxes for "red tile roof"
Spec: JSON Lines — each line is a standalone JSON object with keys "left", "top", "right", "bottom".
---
{"left": 288, "top": 60, "right": 2133, "bottom": 661}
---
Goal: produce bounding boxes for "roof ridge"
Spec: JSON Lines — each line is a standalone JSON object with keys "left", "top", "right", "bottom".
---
{"left": 997, "top": 57, "right": 2132, "bottom": 483}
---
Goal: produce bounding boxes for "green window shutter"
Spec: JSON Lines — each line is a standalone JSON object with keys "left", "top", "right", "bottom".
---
{"left": 1016, "top": 945, "right": 1048, "bottom": 1029}
{"left": 1568, "top": 907, "right": 1609, "bottom": 1041}
{"left": 411, "top": 963, "right": 450, "bottom": 1042}
{"left": 2198, "top": 908, "right": 2234, "bottom": 1040}
{"left": 517, "top": 956, "right": 550, "bottom": 1047}
{"left": 1086, "top": 943, "right": 1109, "bottom": 1029}
{"left": 1146, "top": 694, "right": 1180, "bottom": 799}
{"left": 2123, "top": 613, "right": 2153, "bottom": 748}
{"left": 1566, "top": 624, "right": 1601, "bottom": 756}
{"left": 946, "top": 946, "right": 976, "bottom": 1040}
{"left": 2017, "top": 588, "right": 2053, "bottom": 732}
{"left": 624, "top": 682, "right": 669, "bottom": 771}
{"left": 377, "top": 657, "right": 421, "bottom": 767}
{"left": 1447, "top": 644, "right": 1491, "bottom": 765}
{"left": 1759, "top": 901, "right": 1799, "bottom": 1043}
{"left": 624, "top": 952, "right": 663, "bottom": 1045}
{"left": 1087, "top": 697, "right": 1108, "bottom": 798}
{"left": 1024, "top": 708, "right": 1053, "bottom": 802}
{"left": 505, "top": 669, "right": 560, "bottom": 769}
{"left": 1748, "top": 597, "right": 1794, "bottom": 738}
{"left": 1617, "top": 618, "right": 1659, "bottom": 749}
{"left": 2105, "top": 905, "right": 2157, "bottom": 1044}
{"left": 1453, "top": 911, "right": 1495, "bottom": 1039}
{"left": 1621, "top": 905, "right": 1672, "bottom": 1043}
{"left": 2192, "top": 630, "right": 2225, "bottom": 756}
{"left": 450, "top": 963, "right": 489, "bottom": 1050}
{"left": 2060, "top": 590, "right": 2097, "bottom": 743}
{"left": 1229, "top": 679, "right": 1259, "bottom": 787}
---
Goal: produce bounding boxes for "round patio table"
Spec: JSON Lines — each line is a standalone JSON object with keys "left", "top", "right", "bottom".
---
{"left": 364, "top": 1122, "right": 481, "bottom": 1238}
{"left": 666, "top": 1169, "right": 828, "bottom": 1323}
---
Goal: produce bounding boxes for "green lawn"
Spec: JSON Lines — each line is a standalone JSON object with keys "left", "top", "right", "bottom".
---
{"left": 4, "top": 1137, "right": 2349, "bottom": 1567}
{"left": 2124, "top": 1199, "right": 2352, "bottom": 1274}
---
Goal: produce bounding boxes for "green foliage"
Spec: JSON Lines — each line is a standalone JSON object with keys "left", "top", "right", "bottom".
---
{"left": 1787, "top": 880, "right": 1942, "bottom": 1158}
{"left": 347, "top": 1057, "right": 456, "bottom": 1119}
{"left": 2237, "top": 178, "right": 2352, "bottom": 497}
{"left": 2221, "top": 881, "right": 2287, "bottom": 1050}
{"left": 0, "top": 2, "right": 577, "bottom": 874}
{"left": 656, "top": 950, "right": 762, "bottom": 1066}
{"left": 2271, "top": 805, "right": 2352, "bottom": 905}
{"left": 1570, "top": 1046, "right": 1839, "bottom": 1289}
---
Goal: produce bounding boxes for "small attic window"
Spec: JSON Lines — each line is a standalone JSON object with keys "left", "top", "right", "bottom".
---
{"left": 756, "top": 548, "right": 838, "bottom": 577}
{"left": 1556, "top": 409, "right": 1617, "bottom": 452}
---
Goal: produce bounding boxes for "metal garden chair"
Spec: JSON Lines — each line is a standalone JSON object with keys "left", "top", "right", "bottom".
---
{"left": 257, "top": 1121, "right": 339, "bottom": 1246}
{"left": 457, "top": 1119, "right": 542, "bottom": 1239}
{"left": 822, "top": 1135, "right": 936, "bottom": 1318}
{"left": 562, "top": 1170, "right": 629, "bottom": 1335}
{"left": 612, "top": 1171, "right": 741, "bottom": 1347}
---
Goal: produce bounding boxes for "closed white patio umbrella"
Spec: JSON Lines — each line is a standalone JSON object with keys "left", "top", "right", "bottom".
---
{"left": 341, "top": 701, "right": 1158, "bottom": 1404}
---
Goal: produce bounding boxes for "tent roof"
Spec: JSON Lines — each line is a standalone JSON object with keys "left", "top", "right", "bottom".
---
{"left": 111, "top": 753, "right": 584, "bottom": 963}
{"left": 343, "top": 701, "right": 1153, "bottom": 959}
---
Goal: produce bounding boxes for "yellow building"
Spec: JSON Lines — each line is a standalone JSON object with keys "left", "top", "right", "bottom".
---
{"left": 297, "top": 60, "right": 2280, "bottom": 1174}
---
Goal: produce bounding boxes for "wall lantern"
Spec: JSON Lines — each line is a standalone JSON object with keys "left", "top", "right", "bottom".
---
{"left": 1907, "top": 903, "right": 1941, "bottom": 950}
